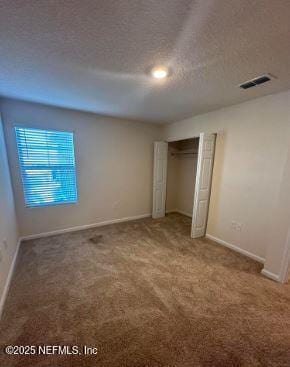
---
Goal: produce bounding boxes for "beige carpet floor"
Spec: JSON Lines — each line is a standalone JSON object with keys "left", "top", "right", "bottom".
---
{"left": 0, "top": 213, "right": 290, "bottom": 367}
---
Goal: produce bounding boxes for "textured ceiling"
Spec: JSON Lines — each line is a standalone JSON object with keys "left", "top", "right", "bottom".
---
{"left": 0, "top": 0, "right": 290, "bottom": 124}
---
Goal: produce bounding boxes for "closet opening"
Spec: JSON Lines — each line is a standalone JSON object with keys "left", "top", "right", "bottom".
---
{"left": 152, "top": 133, "right": 216, "bottom": 238}
{"left": 166, "top": 137, "right": 199, "bottom": 219}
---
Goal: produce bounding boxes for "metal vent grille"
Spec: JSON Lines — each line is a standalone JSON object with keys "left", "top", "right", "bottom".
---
{"left": 239, "top": 74, "right": 272, "bottom": 89}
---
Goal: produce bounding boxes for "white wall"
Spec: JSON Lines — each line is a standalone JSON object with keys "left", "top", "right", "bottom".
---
{"left": 176, "top": 156, "right": 197, "bottom": 216}
{"left": 1, "top": 98, "right": 162, "bottom": 237}
{"left": 162, "top": 90, "right": 290, "bottom": 267}
{"left": 166, "top": 149, "right": 197, "bottom": 216}
{"left": 263, "top": 145, "right": 290, "bottom": 280}
{"left": 0, "top": 113, "right": 19, "bottom": 313}
{"left": 166, "top": 147, "right": 178, "bottom": 212}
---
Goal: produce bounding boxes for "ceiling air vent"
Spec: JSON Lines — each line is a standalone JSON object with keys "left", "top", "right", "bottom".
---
{"left": 239, "top": 74, "right": 272, "bottom": 89}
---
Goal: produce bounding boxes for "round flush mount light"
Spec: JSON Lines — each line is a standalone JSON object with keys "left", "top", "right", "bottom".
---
{"left": 150, "top": 66, "right": 169, "bottom": 79}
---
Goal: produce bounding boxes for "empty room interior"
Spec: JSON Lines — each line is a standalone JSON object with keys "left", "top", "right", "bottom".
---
{"left": 1, "top": 1, "right": 290, "bottom": 366}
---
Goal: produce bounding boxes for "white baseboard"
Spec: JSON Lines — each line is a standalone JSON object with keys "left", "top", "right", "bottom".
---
{"left": 21, "top": 213, "right": 151, "bottom": 241}
{"left": 261, "top": 269, "right": 280, "bottom": 282}
{"left": 176, "top": 210, "right": 192, "bottom": 218}
{"left": 166, "top": 209, "right": 178, "bottom": 214}
{"left": 0, "top": 238, "right": 21, "bottom": 320}
{"left": 166, "top": 209, "right": 192, "bottom": 218}
{"left": 206, "top": 234, "right": 265, "bottom": 264}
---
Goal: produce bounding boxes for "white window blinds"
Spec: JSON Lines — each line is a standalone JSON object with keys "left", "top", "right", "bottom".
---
{"left": 15, "top": 127, "right": 78, "bottom": 207}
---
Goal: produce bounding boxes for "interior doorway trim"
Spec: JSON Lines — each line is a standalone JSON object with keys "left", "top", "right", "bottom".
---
{"left": 166, "top": 133, "right": 200, "bottom": 143}
{"left": 278, "top": 228, "right": 290, "bottom": 283}
{"left": 261, "top": 228, "right": 290, "bottom": 283}
{"left": 153, "top": 132, "right": 217, "bottom": 238}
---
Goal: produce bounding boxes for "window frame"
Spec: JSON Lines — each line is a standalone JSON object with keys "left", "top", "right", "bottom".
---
{"left": 14, "top": 125, "right": 79, "bottom": 209}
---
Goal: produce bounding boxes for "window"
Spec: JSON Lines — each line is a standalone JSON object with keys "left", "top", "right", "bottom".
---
{"left": 15, "top": 126, "right": 78, "bottom": 207}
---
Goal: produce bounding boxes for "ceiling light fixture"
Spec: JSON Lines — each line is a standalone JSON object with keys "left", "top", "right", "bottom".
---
{"left": 150, "top": 66, "right": 169, "bottom": 79}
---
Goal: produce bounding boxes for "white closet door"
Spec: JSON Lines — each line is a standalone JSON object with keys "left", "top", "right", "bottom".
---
{"left": 152, "top": 141, "right": 168, "bottom": 219}
{"left": 191, "top": 133, "right": 216, "bottom": 238}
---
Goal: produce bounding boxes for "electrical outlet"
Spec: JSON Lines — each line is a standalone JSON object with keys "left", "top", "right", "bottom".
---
{"left": 236, "top": 222, "right": 242, "bottom": 231}
{"left": 231, "top": 221, "right": 236, "bottom": 229}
